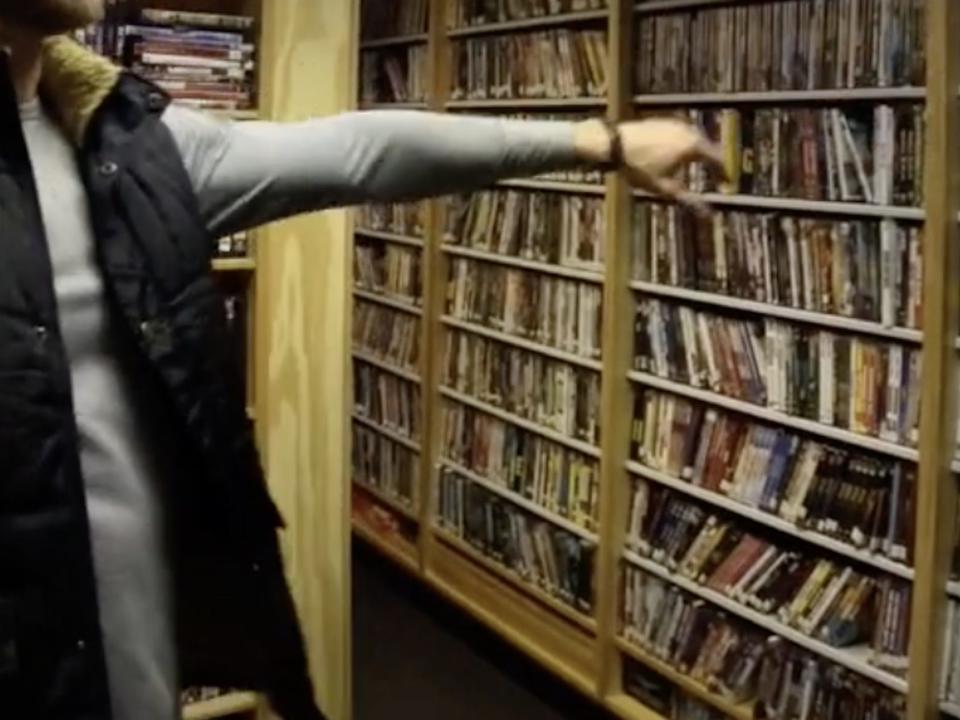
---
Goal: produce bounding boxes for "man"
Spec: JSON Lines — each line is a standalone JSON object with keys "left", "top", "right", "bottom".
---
{"left": 0, "top": 1, "right": 724, "bottom": 719}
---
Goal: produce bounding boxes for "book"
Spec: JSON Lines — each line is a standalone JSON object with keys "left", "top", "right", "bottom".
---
{"left": 140, "top": 8, "right": 254, "bottom": 31}
{"left": 621, "top": 566, "right": 907, "bottom": 716}
{"left": 214, "top": 230, "right": 252, "bottom": 259}
{"left": 443, "top": 329, "right": 602, "bottom": 444}
{"left": 353, "top": 360, "right": 421, "bottom": 440}
{"left": 626, "top": 477, "right": 912, "bottom": 662}
{"left": 675, "top": 105, "right": 924, "bottom": 208}
{"left": 622, "top": 567, "right": 765, "bottom": 701}
{"left": 354, "top": 240, "right": 423, "bottom": 306}
{"left": 362, "top": 0, "right": 429, "bottom": 40}
{"left": 353, "top": 424, "right": 421, "bottom": 506}
{"left": 753, "top": 635, "right": 907, "bottom": 718}
{"left": 75, "top": 3, "right": 259, "bottom": 111}
{"left": 632, "top": 203, "right": 923, "bottom": 329}
{"left": 441, "top": 402, "right": 600, "bottom": 531}
{"left": 634, "top": 299, "right": 922, "bottom": 445}
{"left": 635, "top": 0, "right": 925, "bottom": 93}
{"left": 631, "top": 389, "right": 916, "bottom": 564}
{"left": 448, "top": 258, "right": 603, "bottom": 358}
{"left": 436, "top": 468, "right": 595, "bottom": 612}
{"left": 361, "top": 46, "right": 428, "bottom": 104}
{"left": 943, "top": 599, "right": 960, "bottom": 705}
{"left": 353, "top": 301, "right": 421, "bottom": 371}
{"left": 450, "top": 29, "right": 608, "bottom": 100}
{"left": 447, "top": 0, "right": 607, "bottom": 30}
{"left": 358, "top": 202, "right": 427, "bottom": 237}
{"left": 445, "top": 189, "right": 606, "bottom": 271}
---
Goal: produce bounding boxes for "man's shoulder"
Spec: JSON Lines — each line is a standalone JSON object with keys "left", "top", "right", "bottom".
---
{"left": 160, "top": 105, "right": 233, "bottom": 194}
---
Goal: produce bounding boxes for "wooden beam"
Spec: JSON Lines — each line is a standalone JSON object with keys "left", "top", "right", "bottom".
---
{"left": 596, "top": 0, "right": 635, "bottom": 701}
{"left": 420, "top": 0, "right": 454, "bottom": 571}
{"left": 257, "top": 1, "right": 357, "bottom": 717}
{"left": 907, "top": 0, "right": 960, "bottom": 717}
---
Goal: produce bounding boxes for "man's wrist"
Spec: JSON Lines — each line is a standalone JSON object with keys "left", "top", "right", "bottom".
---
{"left": 573, "top": 119, "right": 617, "bottom": 167}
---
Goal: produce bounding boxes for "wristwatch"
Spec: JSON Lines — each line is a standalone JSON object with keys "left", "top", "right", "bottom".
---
{"left": 599, "top": 120, "right": 625, "bottom": 172}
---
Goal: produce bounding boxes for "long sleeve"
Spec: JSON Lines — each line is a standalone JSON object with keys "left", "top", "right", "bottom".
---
{"left": 162, "top": 106, "right": 581, "bottom": 237}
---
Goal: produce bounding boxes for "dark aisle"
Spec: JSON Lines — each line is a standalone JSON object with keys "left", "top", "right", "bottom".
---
{"left": 352, "top": 541, "right": 613, "bottom": 720}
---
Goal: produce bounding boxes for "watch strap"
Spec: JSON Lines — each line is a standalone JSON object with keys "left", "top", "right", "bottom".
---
{"left": 599, "top": 120, "right": 624, "bottom": 172}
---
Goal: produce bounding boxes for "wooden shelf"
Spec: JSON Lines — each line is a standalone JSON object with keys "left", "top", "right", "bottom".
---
{"left": 634, "top": 0, "right": 783, "bottom": 12}
{"left": 439, "top": 459, "right": 599, "bottom": 542}
{"left": 630, "top": 281, "right": 924, "bottom": 344}
{"left": 360, "top": 33, "right": 429, "bottom": 49}
{"left": 441, "top": 316, "right": 603, "bottom": 371}
{"left": 442, "top": 244, "right": 605, "bottom": 283}
{"left": 634, "top": 189, "right": 925, "bottom": 221}
{"left": 622, "top": 549, "right": 907, "bottom": 693}
{"left": 633, "top": 87, "right": 926, "bottom": 105}
{"left": 440, "top": 386, "right": 602, "bottom": 458}
{"left": 425, "top": 538, "right": 599, "bottom": 696}
{"left": 354, "top": 227, "right": 425, "bottom": 247}
{"left": 447, "top": 8, "right": 608, "bottom": 37}
{"left": 626, "top": 460, "right": 915, "bottom": 580}
{"left": 433, "top": 527, "right": 598, "bottom": 634}
{"left": 353, "top": 479, "right": 419, "bottom": 522}
{"left": 614, "top": 637, "right": 754, "bottom": 720}
{"left": 353, "top": 288, "right": 423, "bottom": 315}
{"left": 605, "top": 693, "right": 668, "bottom": 720}
{"left": 351, "top": 350, "right": 422, "bottom": 383}
{"left": 942, "top": 700, "right": 960, "bottom": 718}
{"left": 212, "top": 257, "right": 256, "bottom": 272}
{"left": 352, "top": 515, "right": 420, "bottom": 573}
{"left": 359, "top": 101, "right": 429, "bottom": 110}
{"left": 496, "top": 178, "right": 607, "bottom": 195}
{"left": 344, "top": 0, "right": 957, "bottom": 716}
{"left": 351, "top": 412, "right": 422, "bottom": 452}
{"left": 183, "top": 692, "right": 258, "bottom": 720}
{"left": 446, "top": 97, "right": 607, "bottom": 110}
{"left": 627, "top": 371, "right": 920, "bottom": 462}
{"left": 206, "top": 109, "right": 260, "bottom": 122}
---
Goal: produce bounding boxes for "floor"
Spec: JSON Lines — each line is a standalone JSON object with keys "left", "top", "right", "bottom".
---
{"left": 352, "top": 540, "right": 613, "bottom": 720}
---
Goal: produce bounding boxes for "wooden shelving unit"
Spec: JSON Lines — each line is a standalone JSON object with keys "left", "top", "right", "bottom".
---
{"left": 183, "top": 692, "right": 260, "bottom": 720}
{"left": 212, "top": 257, "right": 257, "bottom": 272}
{"left": 349, "top": 1, "right": 960, "bottom": 719}
{"left": 614, "top": 637, "right": 753, "bottom": 720}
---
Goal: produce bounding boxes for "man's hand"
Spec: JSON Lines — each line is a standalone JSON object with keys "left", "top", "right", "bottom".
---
{"left": 574, "top": 118, "right": 726, "bottom": 215}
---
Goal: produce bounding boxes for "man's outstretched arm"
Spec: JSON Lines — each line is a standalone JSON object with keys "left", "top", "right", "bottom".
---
{"left": 163, "top": 107, "right": 722, "bottom": 237}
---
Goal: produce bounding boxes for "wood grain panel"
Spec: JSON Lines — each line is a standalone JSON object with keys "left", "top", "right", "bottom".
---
{"left": 595, "top": 0, "right": 635, "bottom": 702}
{"left": 257, "top": 1, "right": 358, "bottom": 718}
{"left": 907, "top": 1, "right": 960, "bottom": 718}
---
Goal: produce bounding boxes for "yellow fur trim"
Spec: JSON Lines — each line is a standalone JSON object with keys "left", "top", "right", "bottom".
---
{"left": 39, "top": 36, "right": 121, "bottom": 147}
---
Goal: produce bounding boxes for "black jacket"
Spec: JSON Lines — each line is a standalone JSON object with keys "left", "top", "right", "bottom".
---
{"left": 0, "top": 39, "right": 322, "bottom": 720}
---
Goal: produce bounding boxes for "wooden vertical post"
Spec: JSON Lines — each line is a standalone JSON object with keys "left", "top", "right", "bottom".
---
{"left": 420, "top": 0, "right": 453, "bottom": 572}
{"left": 256, "top": 1, "right": 358, "bottom": 717}
{"left": 907, "top": 0, "right": 960, "bottom": 717}
{"left": 596, "top": 0, "right": 635, "bottom": 702}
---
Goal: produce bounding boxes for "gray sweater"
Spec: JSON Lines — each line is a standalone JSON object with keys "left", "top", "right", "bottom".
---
{"left": 19, "top": 101, "right": 579, "bottom": 720}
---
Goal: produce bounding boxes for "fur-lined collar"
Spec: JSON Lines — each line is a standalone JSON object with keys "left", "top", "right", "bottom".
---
{"left": 38, "top": 36, "right": 121, "bottom": 147}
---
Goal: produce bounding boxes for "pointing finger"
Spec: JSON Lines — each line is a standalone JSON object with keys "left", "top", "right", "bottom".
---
{"left": 694, "top": 138, "right": 727, "bottom": 180}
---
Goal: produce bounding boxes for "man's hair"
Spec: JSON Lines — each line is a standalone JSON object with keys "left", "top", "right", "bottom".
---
{"left": 0, "top": 0, "right": 103, "bottom": 35}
